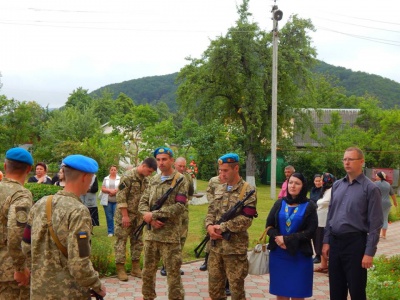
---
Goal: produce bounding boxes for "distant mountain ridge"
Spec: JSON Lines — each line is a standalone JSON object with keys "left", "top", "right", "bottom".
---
{"left": 90, "top": 61, "right": 400, "bottom": 110}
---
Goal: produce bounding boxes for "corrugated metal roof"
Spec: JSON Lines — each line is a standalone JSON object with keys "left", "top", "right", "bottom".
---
{"left": 293, "top": 109, "right": 360, "bottom": 147}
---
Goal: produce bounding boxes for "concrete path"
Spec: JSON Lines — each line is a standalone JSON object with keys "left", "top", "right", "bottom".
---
{"left": 102, "top": 221, "right": 400, "bottom": 299}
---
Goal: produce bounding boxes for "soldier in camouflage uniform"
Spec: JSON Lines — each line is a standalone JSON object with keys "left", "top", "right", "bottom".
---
{"left": 0, "top": 148, "right": 33, "bottom": 300}
{"left": 114, "top": 157, "right": 157, "bottom": 281}
{"left": 21, "top": 155, "right": 106, "bottom": 300}
{"left": 160, "top": 157, "right": 194, "bottom": 276}
{"left": 199, "top": 173, "right": 224, "bottom": 271}
{"left": 205, "top": 153, "right": 257, "bottom": 300}
{"left": 139, "top": 147, "right": 188, "bottom": 300}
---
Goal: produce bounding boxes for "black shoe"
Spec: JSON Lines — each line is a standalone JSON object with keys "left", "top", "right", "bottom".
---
{"left": 225, "top": 288, "right": 231, "bottom": 296}
{"left": 160, "top": 267, "right": 167, "bottom": 276}
{"left": 313, "top": 255, "right": 321, "bottom": 264}
{"left": 180, "top": 269, "right": 184, "bottom": 275}
{"left": 199, "top": 262, "right": 207, "bottom": 271}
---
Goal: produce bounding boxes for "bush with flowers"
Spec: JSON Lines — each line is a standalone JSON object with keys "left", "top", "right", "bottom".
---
{"left": 186, "top": 160, "right": 198, "bottom": 179}
{"left": 367, "top": 255, "right": 400, "bottom": 299}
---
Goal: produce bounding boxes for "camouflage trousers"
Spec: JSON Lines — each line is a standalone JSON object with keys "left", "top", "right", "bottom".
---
{"left": 0, "top": 282, "right": 29, "bottom": 300}
{"left": 180, "top": 208, "right": 189, "bottom": 248}
{"left": 114, "top": 215, "right": 144, "bottom": 263}
{"left": 208, "top": 251, "right": 248, "bottom": 300}
{"left": 142, "top": 240, "right": 184, "bottom": 300}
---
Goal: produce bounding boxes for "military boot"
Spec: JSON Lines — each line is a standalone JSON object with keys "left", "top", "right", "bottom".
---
{"left": 130, "top": 260, "right": 142, "bottom": 278}
{"left": 116, "top": 263, "right": 128, "bottom": 281}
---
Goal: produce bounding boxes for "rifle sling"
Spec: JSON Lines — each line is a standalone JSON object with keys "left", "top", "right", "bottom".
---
{"left": 239, "top": 182, "right": 249, "bottom": 201}
{"left": 171, "top": 172, "right": 180, "bottom": 187}
{"left": 46, "top": 195, "right": 68, "bottom": 257}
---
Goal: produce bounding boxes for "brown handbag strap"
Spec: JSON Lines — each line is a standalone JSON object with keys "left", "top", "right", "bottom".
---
{"left": 46, "top": 195, "right": 68, "bottom": 257}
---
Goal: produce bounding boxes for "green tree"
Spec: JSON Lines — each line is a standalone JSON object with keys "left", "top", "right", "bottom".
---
{"left": 109, "top": 104, "right": 159, "bottom": 166}
{"left": 0, "top": 98, "right": 48, "bottom": 154}
{"left": 34, "top": 106, "right": 101, "bottom": 163}
{"left": 65, "top": 87, "right": 93, "bottom": 112}
{"left": 176, "top": 0, "right": 317, "bottom": 182}
{"left": 92, "top": 89, "right": 116, "bottom": 124}
{"left": 115, "top": 93, "right": 135, "bottom": 115}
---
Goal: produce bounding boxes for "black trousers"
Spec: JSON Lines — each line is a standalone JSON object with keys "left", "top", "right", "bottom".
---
{"left": 328, "top": 232, "right": 367, "bottom": 300}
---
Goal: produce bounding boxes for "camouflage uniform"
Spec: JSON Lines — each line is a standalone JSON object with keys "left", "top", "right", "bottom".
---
{"left": 114, "top": 168, "right": 149, "bottom": 264}
{"left": 205, "top": 179, "right": 257, "bottom": 300}
{"left": 203, "top": 176, "right": 222, "bottom": 253}
{"left": 0, "top": 178, "right": 32, "bottom": 300}
{"left": 180, "top": 172, "right": 194, "bottom": 247}
{"left": 138, "top": 170, "right": 188, "bottom": 300}
{"left": 22, "top": 190, "right": 102, "bottom": 300}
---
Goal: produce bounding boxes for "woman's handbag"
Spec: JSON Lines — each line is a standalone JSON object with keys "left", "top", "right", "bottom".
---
{"left": 99, "top": 191, "right": 108, "bottom": 206}
{"left": 248, "top": 228, "right": 269, "bottom": 275}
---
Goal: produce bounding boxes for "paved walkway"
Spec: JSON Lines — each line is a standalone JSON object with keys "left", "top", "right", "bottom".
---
{"left": 102, "top": 221, "right": 400, "bottom": 299}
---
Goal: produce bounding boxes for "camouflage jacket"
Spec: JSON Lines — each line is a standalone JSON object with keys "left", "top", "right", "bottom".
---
{"left": 0, "top": 178, "right": 33, "bottom": 281}
{"left": 206, "top": 176, "right": 222, "bottom": 204}
{"left": 205, "top": 178, "right": 257, "bottom": 255}
{"left": 22, "top": 190, "right": 102, "bottom": 299}
{"left": 183, "top": 172, "right": 194, "bottom": 201}
{"left": 138, "top": 171, "right": 188, "bottom": 243}
{"left": 115, "top": 167, "right": 149, "bottom": 219}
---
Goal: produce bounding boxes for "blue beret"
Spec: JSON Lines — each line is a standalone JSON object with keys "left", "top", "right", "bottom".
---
{"left": 6, "top": 148, "right": 34, "bottom": 166}
{"left": 153, "top": 147, "right": 174, "bottom": 158}
{"left": 218, "top": 153, "right": 239, "bottom": 164}
{"left": 63, "top": 155, "right": 98, "bottom": 173}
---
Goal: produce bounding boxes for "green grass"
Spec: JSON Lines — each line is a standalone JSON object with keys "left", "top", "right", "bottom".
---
{"left": 91, "top": 179, "right": 277, "bottom": 275}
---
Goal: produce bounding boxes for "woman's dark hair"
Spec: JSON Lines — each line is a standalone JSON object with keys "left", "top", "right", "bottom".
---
{"left": 35, "top": 162, "right": 47, "bottom": 172}
{"left": 377, "top": 171, "right": 386, "bottom": 181}
{"left": 286, "top": 172, "right": 308, "bottom": 204}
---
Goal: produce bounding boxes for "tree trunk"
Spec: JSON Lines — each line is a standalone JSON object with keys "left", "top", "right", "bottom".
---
{"left": 245, "top": 150, "right": 256, "bottom": 186}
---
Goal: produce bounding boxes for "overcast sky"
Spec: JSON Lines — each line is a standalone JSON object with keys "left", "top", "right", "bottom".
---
{"left": 1, "top": 0, "right": 399, "bottom": 108}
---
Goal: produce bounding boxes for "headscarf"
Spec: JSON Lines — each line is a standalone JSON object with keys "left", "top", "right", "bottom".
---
{"left": 377, "top": 171, "right": 386, "bottom": 181}
{"left": 285, "top": 172, "right": 308, "bottom": 205}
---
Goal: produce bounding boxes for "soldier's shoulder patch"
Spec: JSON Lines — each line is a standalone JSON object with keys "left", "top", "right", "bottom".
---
{"left": 15, "top": 207, "right": 28, "bottom": 227}
{"left": 77, "top": 231, "right": 90, "bottom": 257}
{"left": 118, "top": 182, "right": 126, "bottom": 191}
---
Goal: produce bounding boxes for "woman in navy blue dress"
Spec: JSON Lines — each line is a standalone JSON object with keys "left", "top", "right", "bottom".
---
{"left": 266, "top": 173, "right": 318, "bottom": 299}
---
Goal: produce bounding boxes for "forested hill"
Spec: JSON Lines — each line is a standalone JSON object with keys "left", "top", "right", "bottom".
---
{"left": 90, "top": 61, "right": 400, "bottom": 110}
{"left": 314, "top": 61, "right": 400, "bottom": 108}
{"left": 90, "top": 73, "right": 179, "bottom": 110}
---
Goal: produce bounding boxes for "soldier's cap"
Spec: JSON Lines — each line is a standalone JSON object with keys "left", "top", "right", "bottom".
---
{"left": 62, "top": 154, "right": 98, "bottom": 173}
{"left": 218, "top": 153, "right": 239, "bottom": 164}
{"left": 154, "top": 147, "right": 174, "bottom": 158}
{"left": 5, "top": 147, "right": 34, "bottom": 166}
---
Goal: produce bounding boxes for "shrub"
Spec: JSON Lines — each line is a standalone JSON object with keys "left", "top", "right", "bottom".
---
{"left": 90, "top": 236, "right": 115, "bottom": 277}
{"left": 367, "top": 255, "right": 400, "bottom": 300}
{"left": 24, "top": 183, "right": 63, "bottom": 202}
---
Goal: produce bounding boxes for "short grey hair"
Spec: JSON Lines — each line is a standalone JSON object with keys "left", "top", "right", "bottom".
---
{"left": 285, "top": 165, "right": 295, "bottom": 172}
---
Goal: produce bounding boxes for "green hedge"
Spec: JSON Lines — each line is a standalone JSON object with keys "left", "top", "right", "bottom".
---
{"left": 24, "top": 183, "right": 63, "bottom": 202}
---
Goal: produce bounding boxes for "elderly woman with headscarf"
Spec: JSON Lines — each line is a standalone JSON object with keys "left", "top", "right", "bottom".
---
{"left": 375, "top": 171, "right": 398, "bottom": 239}
{"left": 266, "top": 173, "right": 318, "bottom": 300}
{"left": 314, "top": 173, "right": 336, "bottom": 274}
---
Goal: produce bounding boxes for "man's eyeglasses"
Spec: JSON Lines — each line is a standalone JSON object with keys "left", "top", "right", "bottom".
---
{"left": 342, "top": 158, "right": 361, "bottom": 162}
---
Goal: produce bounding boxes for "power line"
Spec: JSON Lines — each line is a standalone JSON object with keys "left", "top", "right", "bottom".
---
{"left": 313, "top": 16, "right": 400, "bottom": 33}
{"left": 317, "top": 10, "right": 400, "bottom": 26}
{"left": 317, "top": 26, "right": 400, "bottom": 47}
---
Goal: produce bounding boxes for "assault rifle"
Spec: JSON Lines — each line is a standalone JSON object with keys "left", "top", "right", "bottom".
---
{"left": 133, "top": 177, "right": 184, "bottom": 240}
{"left": 194, "top": 189, "right": 256, "bottom": 258}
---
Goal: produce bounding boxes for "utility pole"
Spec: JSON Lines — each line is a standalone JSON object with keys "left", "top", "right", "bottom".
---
{"left": 270, "top": 2, "right": 282, "bottom": 200}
